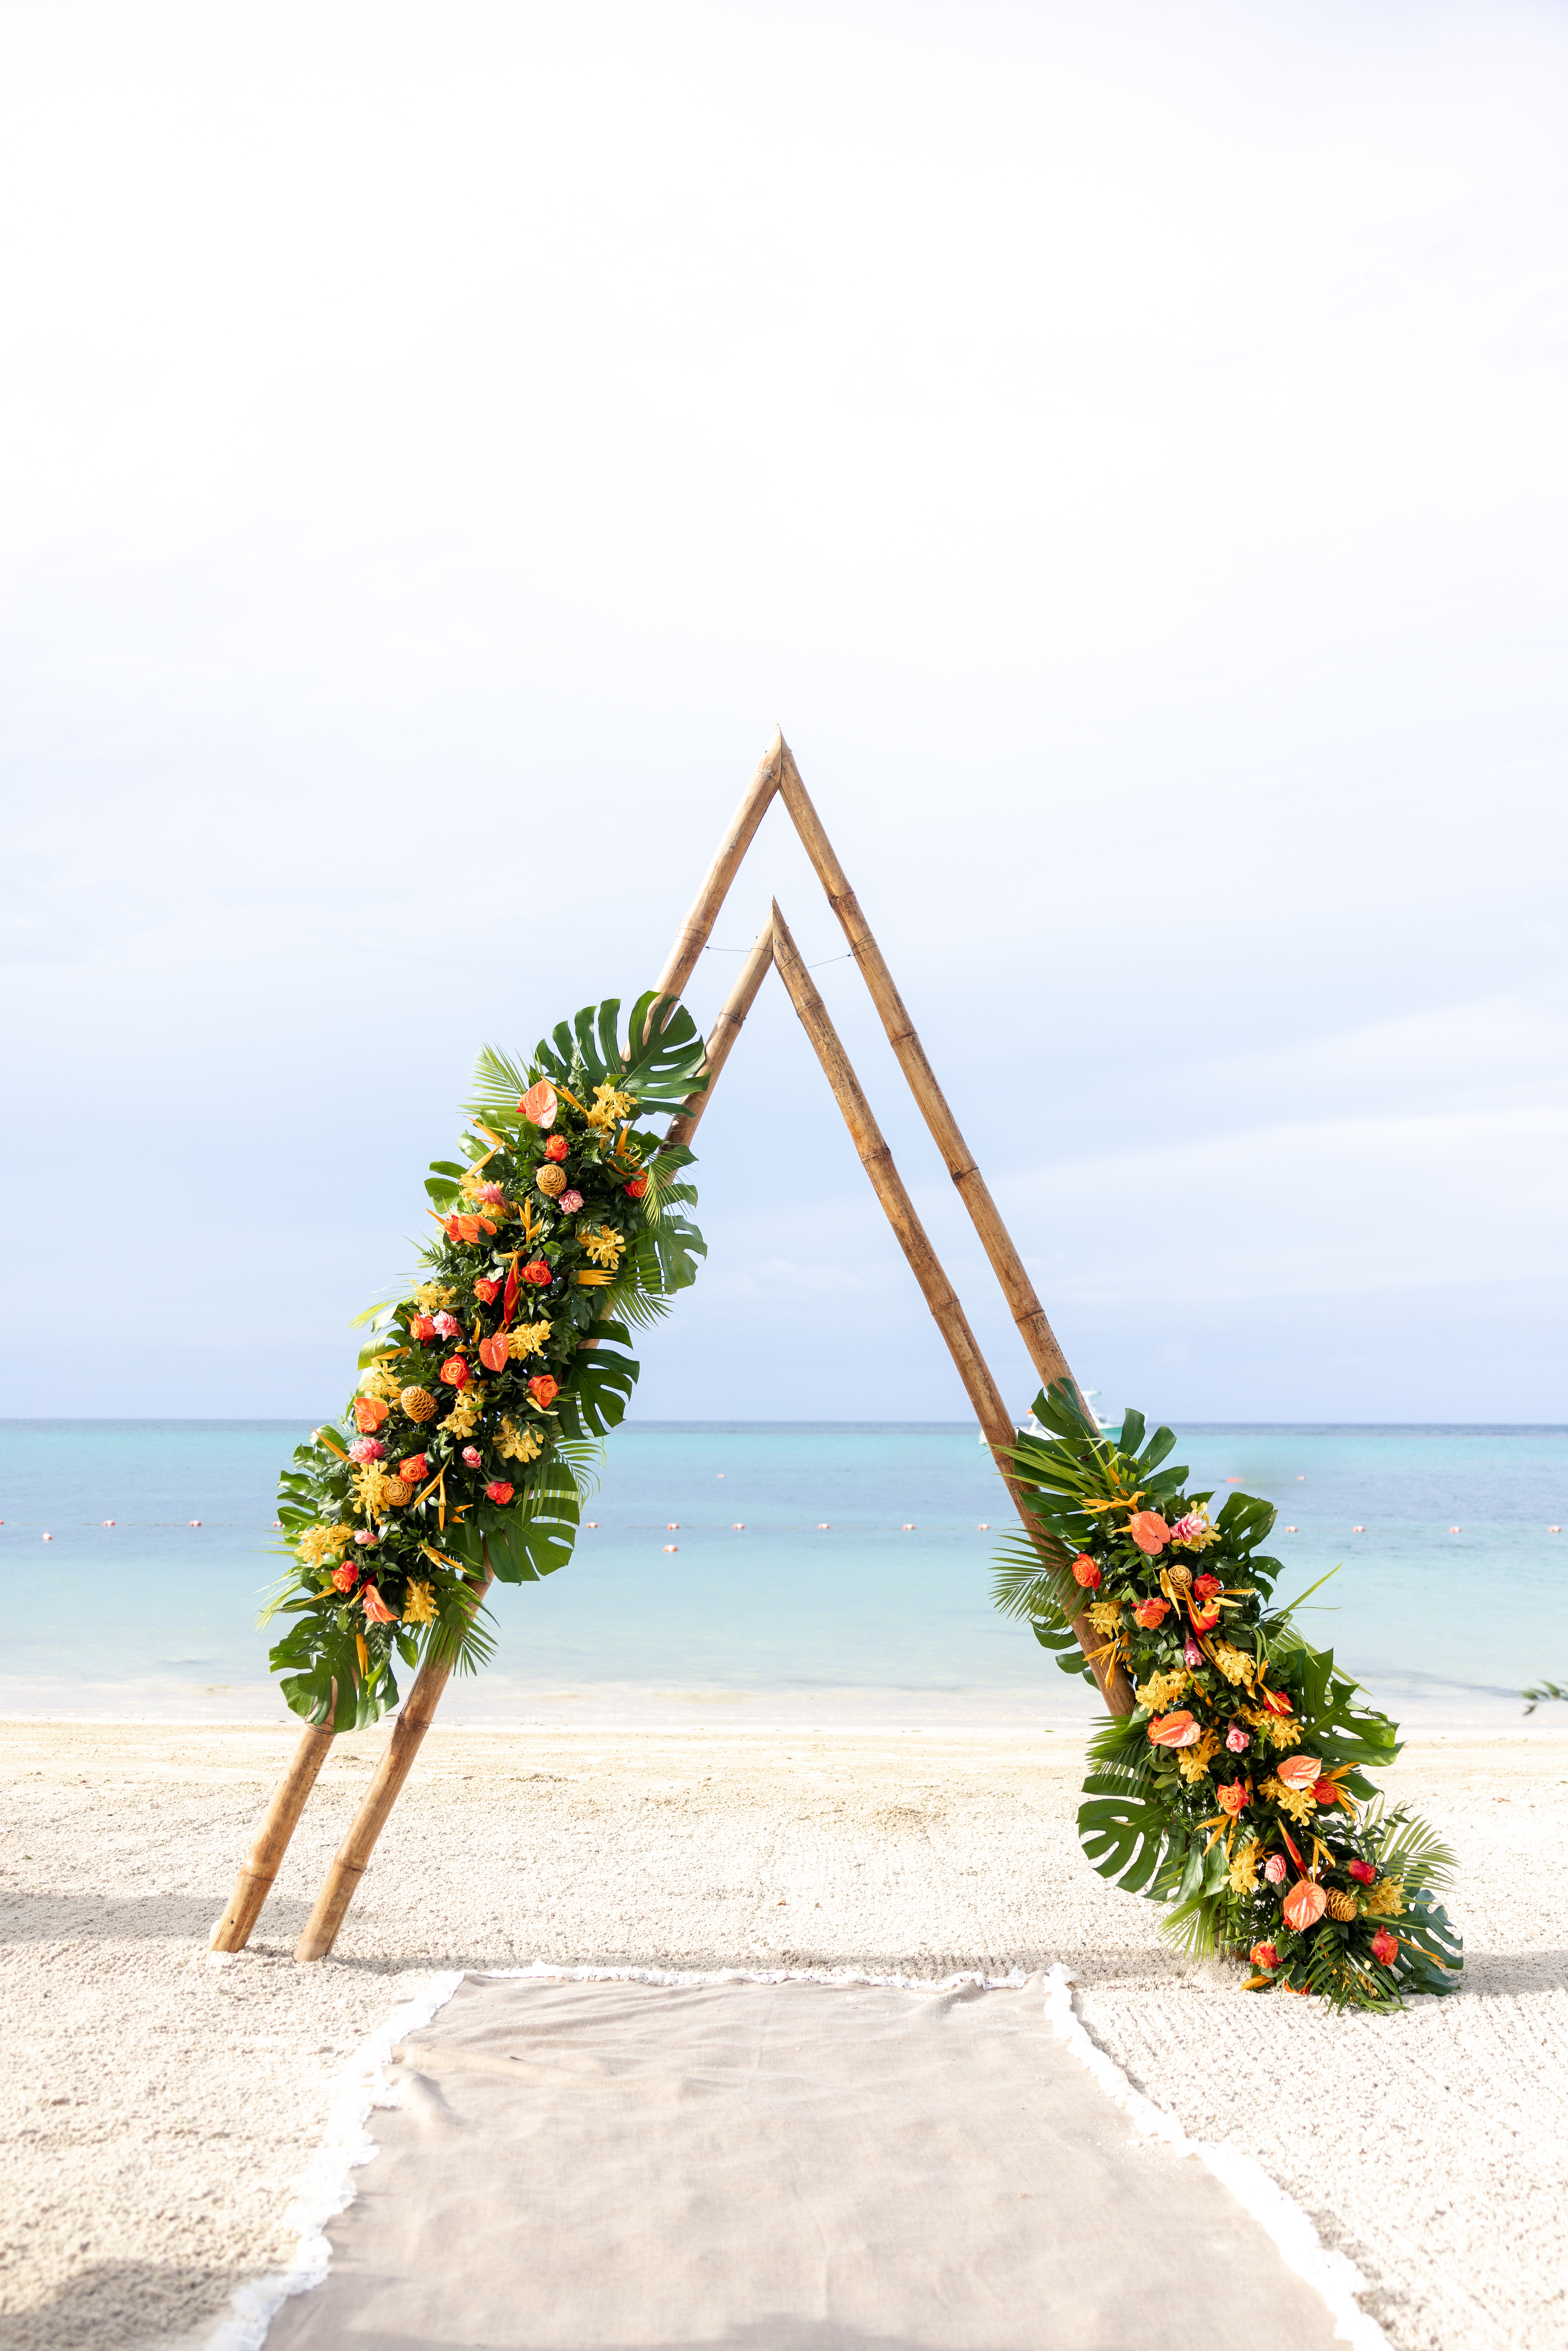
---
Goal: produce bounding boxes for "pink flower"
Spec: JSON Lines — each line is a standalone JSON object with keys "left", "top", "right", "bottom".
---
{"left": 353, "top": 1528, "right": 377, "bottom": 1547}
{"left": 1183, "top": 1639, "right": 1203, "bottom": 1668}
{"left": 1172, "top": 1513, "right": 1208, "bottom": 1544}
{"left": 475, "top": 1182, "right": 506, "bottom": 1205}
{"left": 1348, "top": 1859, "right": 1376, "bottom": 1886}
{"left": 348, "top": 1437, "right": 386, "bottom": 1463}
{"left": 559, "top": 1189, "right": 584, "bottom": 1213}
{"left": 1264, "top": 1853, "right": 1288, "bottom": 1884}
{"left": 432, "top": 1311, "right": 462, "bottom": 1339}
{"left": 461, "top": 1446, "right": 482, "bottom": 1468}
{"left": 1225, "top": 1725, "right": 1250, "bottom": 1753}
{"left": 1125, "top": 1510, "right": 1171, "bottom": 1555}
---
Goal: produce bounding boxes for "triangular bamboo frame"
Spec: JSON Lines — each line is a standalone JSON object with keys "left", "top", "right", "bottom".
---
{"left": 211, "top": 731, "right": 1132, "bottom": 1966}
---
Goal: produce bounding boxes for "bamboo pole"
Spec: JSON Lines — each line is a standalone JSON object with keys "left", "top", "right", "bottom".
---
{"left": 648, "top": 730, "right": 785, "bottom": 1018}
{"left": 209, "top": 1719, "right": 337, "bottom": 1952}
{"left": 774, "top": 738, "right": 1083, "bottom": 1407}
{"left": 770, "top": 904, "right": 1132, "bottom": 1714}
{"left": 293, "top": 1565, "right": 496, "bottom": 1964}
{"left": 663, "top": 917, "right": 774, "bottom": 1151}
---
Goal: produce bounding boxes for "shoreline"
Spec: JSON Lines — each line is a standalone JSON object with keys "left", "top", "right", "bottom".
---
{"left": 4, "top": 1722, "right": 1568, "bottom": 2350}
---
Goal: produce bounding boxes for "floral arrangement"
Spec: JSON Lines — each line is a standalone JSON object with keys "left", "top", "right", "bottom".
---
{"left": 995, "top": 1383, "right": 1462, "bottom": 2009}
{"left": 267, "top": 995, "right": 707, "bottom": 1731}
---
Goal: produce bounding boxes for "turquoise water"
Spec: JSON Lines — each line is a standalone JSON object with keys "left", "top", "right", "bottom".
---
{"left": 1, "top": 1420, "right": 1565, "bottom": 1726}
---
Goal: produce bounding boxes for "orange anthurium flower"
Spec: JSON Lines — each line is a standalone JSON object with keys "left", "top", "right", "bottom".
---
{"left": 354, "top": 1397, "right": 390, "bottom": 1433}
{"left": 1282, "top": 1880, "right": 1328, "bottom": 1931}
{"left": 1126, "top": 1510, "right": 1172, "bottom": 1555}
{"left": 519, "top": 1079, "right": 558, "bottom": 1128}
{"left": 1147, "top": 1710, "right": 1202, "bottom": 1749}
{"left": 477, "top": 1332, "right": 510, "bottom": 1373}
{"left": 1274, "top": 1754, "right": 1323, "bottom": 1793}
{"left": 361, "top": 1585, "right": 398, "bottom": 1625}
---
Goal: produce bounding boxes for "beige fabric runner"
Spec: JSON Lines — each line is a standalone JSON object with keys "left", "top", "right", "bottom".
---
{"left": 268, "top": 1974, "right": 1340, "bottom": 2350}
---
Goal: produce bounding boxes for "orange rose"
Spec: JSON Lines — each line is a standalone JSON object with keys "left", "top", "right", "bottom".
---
{"left": 544, "top": 1135, "right": 569, "bottom": 1162}
{"left": 1147, "top": 1710, "right": 1202, "bottom": 1749}
{"left": 1370, "top": 1927, "right": 1398, "bottom": 1966}
{"left": 1249, "top": 1940, "right": 1278, "bottom": 1969}
{"left": 473, "top": 1277, "right": 501, "bottom": 1304}
{"left": 354, "top": 1397, "right": 389, "bottom": 1433}
{"left": 1132, "top": 1596, "right": 1170, "bottom": 1628}
{"left": 1071, "top": 1554, "right": 1101, "bottom": 1589}
{"left": 528, "top": 1374, "right": 560, "bottom": 1409}
{"left": 477, "top": 1331, "right": 509, "bottom": 1373}
{"left": 519, "top": 1079, "right": 558, "bottom": 1128}
{"left": 440, "top": 1355, "right": 470, "bottom": 1388}
{"left": 1215, "top": 1779, "right": 1250, "bottom": 1816}
{"left": 1274, "top": 1755, "right": 1323, "bottom": 1793}
{"left": 485, "top": 1479, "right": 515, "bottom": 1504}
{"left": 1125, "top": 1511, "right": 1171, "bottom": 1556}
{"left": 521, "top": 1259, "right": 552, "bottom": 1286}
{"left": 624, "top": 1173, "right": 650, "bottom": 1197}
{"left": 399, "top": 1454, "right": 428, "bottom": 1484}
{"left": 361, "top": 1584, "right": 398, "bottom": 1625}
{"left": 1313, "top": 1776, "right": 1347, "bottom": 1808}
{"left": 1282, "top": 1880, "right": 1328, "bottom": 1931}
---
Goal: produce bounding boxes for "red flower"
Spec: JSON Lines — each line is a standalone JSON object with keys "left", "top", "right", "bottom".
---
{"left": 1189, "top": 1606, "right": 1220, "bottom": 1632}
{"left": 1147, "top": 1710, "right": 1201, "bottom": 1749}
{"left": 528, "top": 1373, "right": 560, "bottom": 1409}
{"left": 521, "top": 1259, "right": 552, "bottom": 1286}
{"left": 354, "top": 1397, "right": 389, "bottom": 1433}
{"left": 624, "top": 1173, "right": 649, "bottom": 1198}
{"left": 1259, "top": 1685, "right": 1294, "bottom": 1718}
{"left": 1192, "top": 1573, "right": 1223, "bottom": 1599}
{"left": 519, "top": 1079, "right": 558, "bottom": 1128}
{"left": 1348, "top": 1859, "right": 1376, "bottom": 1886}
{"left": 1125, "top": 1510, "right": 1171, "bottom": 1555}
{"left": 1071, "top": 1554, "right": 1101, "bottom": 1589}
{"left": 1249, "top": 1941, "right": 1278, "bottom": 1969}
{"left": 331, "top": 1562, "right": 359, "bottom": 1592}
{"left": 1282, "top": 1881, "right": 1328, "bottom": 1931}
{"left": 486, "top": 1479, "right": 515, "bottom": 1505}
{"left": 1313, "top": 1777, "right": 1346, "bottom": 1808}
{"left": 440, "top": 1355, "right": 470, "bottom": 1388}
{"left": 1132, "top": 1596, "right": 1170, "bottom": 1628}
{"left": 474, "top": 1277, "right": 502, "bottom": 1304}
{"left": 399, "top": 1454, "right": 428, "bottom": 1484}
{"left": 1371, "top": 1928, "right": 1398, "bottom": 1966}
{"left": 410, "top": 1314, "right": 438, "bottom": 1344}
{"left": 477, "top": 1331, "right": 509, "bottom": 1373}
{"left": 544, "top": 1135, "right": 569, "bottom": 1162}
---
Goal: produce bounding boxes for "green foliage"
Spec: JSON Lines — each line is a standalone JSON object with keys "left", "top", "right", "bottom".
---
{"left": 995, "top": 1378, "right": 1464, "bottom": 2014}
{"left": 268, "top": 995, "right": 705, "bottom": 1730}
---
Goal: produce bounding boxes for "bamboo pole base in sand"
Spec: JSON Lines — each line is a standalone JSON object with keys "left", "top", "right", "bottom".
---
{"left": 210, "top": 1720, "right": 337, "bottom": 1953}
{"left": 293, "top": 1569, "right": 494, "bottom": 1964}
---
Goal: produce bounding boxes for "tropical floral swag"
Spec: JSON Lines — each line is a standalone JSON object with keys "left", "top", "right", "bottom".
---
{"left": 267, "top": 995, "right": 707, "bottom": 1731}
{"left": 994, "top": 1384, "right": 1462, "bottom": 2010}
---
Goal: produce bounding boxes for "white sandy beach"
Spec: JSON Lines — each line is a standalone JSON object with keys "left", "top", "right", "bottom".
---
{"left": 4, "top": 1720, "right": 1567, "bottom": 2351}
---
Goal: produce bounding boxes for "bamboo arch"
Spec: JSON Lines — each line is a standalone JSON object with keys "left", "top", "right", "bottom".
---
{"left": 211, "top": 729, "right": 1133, "bottom": 1966}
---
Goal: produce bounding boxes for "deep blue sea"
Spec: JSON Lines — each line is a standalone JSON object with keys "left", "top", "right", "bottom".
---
{"left": 2, "top": 1421, "right": 1565, "bottom": 1728}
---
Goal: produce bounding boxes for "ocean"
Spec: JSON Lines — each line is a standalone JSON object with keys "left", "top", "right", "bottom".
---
{"left": 2, "top": 1420, "right": 1565, "bottom": 1730}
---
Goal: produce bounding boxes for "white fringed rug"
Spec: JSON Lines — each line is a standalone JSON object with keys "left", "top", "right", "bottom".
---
{"left": 264, "top": 1972, "right": 1342, "bottom": 2351}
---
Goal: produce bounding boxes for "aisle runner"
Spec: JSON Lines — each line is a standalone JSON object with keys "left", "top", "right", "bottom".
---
{"left": 265, "top": 1973, "right": 1341, "bottom": 2351}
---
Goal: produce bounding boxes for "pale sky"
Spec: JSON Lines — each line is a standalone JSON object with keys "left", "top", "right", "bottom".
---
{"left": 3, "top": 0, "right": 1564, "bottom": 1421}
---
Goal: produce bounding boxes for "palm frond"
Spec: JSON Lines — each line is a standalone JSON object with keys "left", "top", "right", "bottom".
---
{"left": 990, "top": 1527, "right": 1077, "bottom": 1626}
{"left": 1362, "top": 1801, "right": 1460, "bottom": 1895}
{"left": 467, "top": 1043, "right": 533, "bottom": 1111}
{"left": 1159, "top": 1890, "right": 1225, "bottom": 1961}
{"left": 425, "top": 1582, "right": 500, "bottom": 1677}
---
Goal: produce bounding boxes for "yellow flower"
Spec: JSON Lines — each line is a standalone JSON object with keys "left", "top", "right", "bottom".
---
{"left": 498, "top": 1415, "right": 544, "bottom": 1465}
{"left": 444, "top": 1388, "right": 482, "bottom": 1441}
{"left": 359, "top": 1359, "right": 405, "bottom": 1403}
{"left": 1228, "top": 1837, "right": 1260, "bottom": 1895}
{"left": 402, "top": 1581, "right": 438, "bottom": 1625}
{"left": 1364, "top": 1878, "right": 1404, "bottom": 1917}
{"left": 1086, "top": 1600, "right": 1123, "bottom": 1636}
{"left": 578, "top": 1223, "right": 624, "bottom": 1270}
{"left": 1245, "top": 1703, "right": 1302, "bottom": 1751}
{"left": 1210, "top": 1641, "right": 1256, "bottom": 1690}
{"left": 585, "top": 1083, "right": 636, "bottom": 1130}
{"left": 1258, "top": 1773, "right": 1317, "bottom": 1824}
{"left": 1176, "top": 1729, "right": 1221, "bottom": 1783}
{"left": 1136, "top": 1668, "right": 1190, "bottom": 1713}
{"left": 351, "top": 1464, "right": 409, "bottom": 1516}
{"left": 507, "top": 1320, "right": 553, "bottom": 1362}
{"left": 297, "top": 1522, "right": 354, "bottom": 1569}
{"left": 411, "top": 1282, "right": 455, "bottom": 1312}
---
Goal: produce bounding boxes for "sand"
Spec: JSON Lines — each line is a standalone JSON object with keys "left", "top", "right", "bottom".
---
{"left": 3, "top": 1719, "right": 1566, "bottom": 2351}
